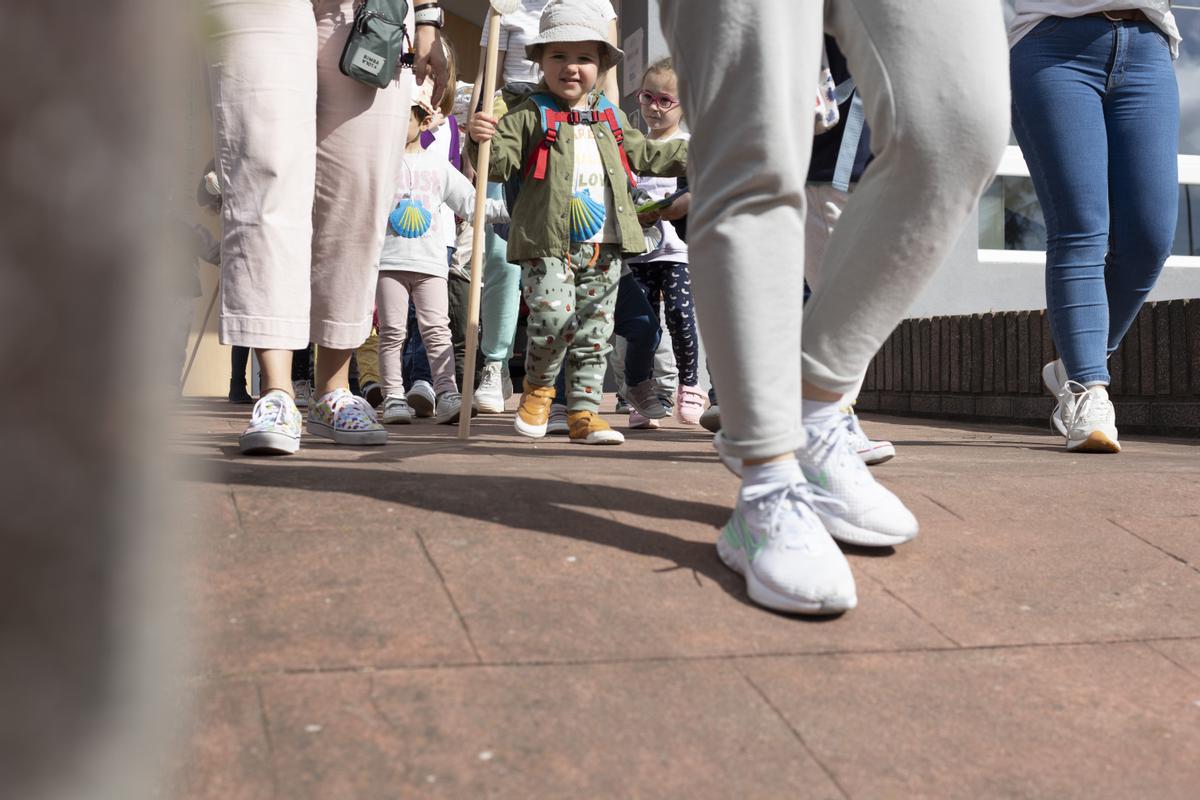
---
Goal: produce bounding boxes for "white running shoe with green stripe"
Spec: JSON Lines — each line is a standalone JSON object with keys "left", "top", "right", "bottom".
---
{"left": 716, "top": 479, "right": 857, "bottom": 615}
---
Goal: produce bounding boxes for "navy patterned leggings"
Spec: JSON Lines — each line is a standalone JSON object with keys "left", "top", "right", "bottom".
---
{"left": 629, "top": 261, "right": 699, "bottom": 386}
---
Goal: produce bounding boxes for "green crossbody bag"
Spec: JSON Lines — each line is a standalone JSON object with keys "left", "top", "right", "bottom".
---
{"left": 339, "top": 0, "right": 410, "bottom": 89}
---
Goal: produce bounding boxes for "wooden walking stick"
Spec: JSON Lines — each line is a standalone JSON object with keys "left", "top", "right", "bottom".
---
{"left": 181, "top": 276, "right": 220, "bottom": 391}
{"left": 459, "top": 0, "right": 520, "bottom": 440}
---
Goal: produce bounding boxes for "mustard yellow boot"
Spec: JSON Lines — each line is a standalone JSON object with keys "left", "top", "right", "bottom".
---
{"left": 568, "top": 410, "right": 625, "bottom": 445}
{"left": 514, "top": 380, "right": 557, "bottom": 438}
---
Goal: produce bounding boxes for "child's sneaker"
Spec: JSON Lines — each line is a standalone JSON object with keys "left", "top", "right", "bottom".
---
{"left": 436, "top": 391, "right": 473, "bottom": 425}
{"left": 361, "top": 380, "right": 384, "bottom": 409}
{"left": 614, "top": 396, "right": 632, "bottom": 414}
{"left": 515, "top": 380, "right": 556, "bottom": 438}
{"left": 547, "top": 404, "right": 570, "bottom": 435}
{"left": 796, "top": 413, "right": 918, "bottom": 547}
{"left": 406, "top": 379, "right": 436, "bottom": 418}
{"left": 699, "top": 404, "right": 721, "bottom": 433}
{"left": 717, "top": 477, "right": 857, "bottom": 615}
{"left": 845, "top": 409, "right": 896, "bottom": 465}
{"left": 307, "top": 387, "right": 388, "bottom": 446}
{"left": 381, "top": 394, "right": 413, "bottom": 425}
{"left": 239, "top": 389, "right": 302, "bottom": 455}
{"left": 1060, "top": 382, "right": 1120, "bottom": 453}
{"left": 676, "top": 385, "right": 706, "bottom": 424}
{"left": 568, "top": 410, "right": 625, "bottom": 445}
{"left": 474, "top": 361, "right": 507, "bottom": 413}
{"left": 627, "top": 379, "right": 668, "bottom": 419}
{"left": 629, "top": 409, "right": 660, "bottom": 429}
{"left": 228, "top": 379, "right": 254, "bottom": 405}
{"left": 292, "top": 379, "right": 312, "bottom": 409}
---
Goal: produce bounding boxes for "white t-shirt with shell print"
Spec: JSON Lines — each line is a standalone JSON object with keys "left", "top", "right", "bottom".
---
{"left": 570, "top": 120, "right": 620, "bottom": 244}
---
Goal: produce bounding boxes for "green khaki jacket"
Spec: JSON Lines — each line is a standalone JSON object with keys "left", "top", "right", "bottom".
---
{"left": 467, "top": 90, "right": 689, "bottom": 262}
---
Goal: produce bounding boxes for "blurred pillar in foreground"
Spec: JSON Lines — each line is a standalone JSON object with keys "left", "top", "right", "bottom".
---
{"left": 0, "top": 3, "right": 188, "bottom": 799}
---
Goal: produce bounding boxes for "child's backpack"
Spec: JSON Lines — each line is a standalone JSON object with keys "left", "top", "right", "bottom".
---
{"left": 495, "top": 91, "right": 636, "bottom": 241}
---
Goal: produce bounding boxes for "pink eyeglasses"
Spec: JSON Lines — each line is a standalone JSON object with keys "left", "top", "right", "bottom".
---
{"left": 636, "top": 89, "right": 680, "bottom": 110}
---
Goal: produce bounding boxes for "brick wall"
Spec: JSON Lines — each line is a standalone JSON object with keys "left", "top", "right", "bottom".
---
{"left": 855, "top": 299, "right": 1200, "bottom": 435}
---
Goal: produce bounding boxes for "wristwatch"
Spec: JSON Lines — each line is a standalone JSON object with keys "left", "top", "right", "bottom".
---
{"left": 414, "top": 2, "right": 444, "bottom": 29}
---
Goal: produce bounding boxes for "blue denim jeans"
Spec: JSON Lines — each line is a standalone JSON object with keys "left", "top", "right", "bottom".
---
{"left": 401, "top": 300, "right": 432, "bottom": 390}
{"left": 1011, "top": 15, "right": 1178, "bottom": 385}
{"left": 554, "top": 272, "right": 660, "bottom": 403}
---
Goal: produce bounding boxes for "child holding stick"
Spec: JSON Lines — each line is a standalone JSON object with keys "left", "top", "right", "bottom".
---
{"left": 467, "top": 0, "right": 687, "bottom": 444}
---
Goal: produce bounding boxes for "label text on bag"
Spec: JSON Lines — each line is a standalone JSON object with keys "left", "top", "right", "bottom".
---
{"left": 352, "top": 48, "right": 385, "bottom": 76}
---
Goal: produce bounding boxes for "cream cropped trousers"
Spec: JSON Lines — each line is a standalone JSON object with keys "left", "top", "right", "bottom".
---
{"left": 205, "top": 0, "right": 410, "bottom": 351}
{"left": 661, "top": 0, "right": 1010, "bottom": 460}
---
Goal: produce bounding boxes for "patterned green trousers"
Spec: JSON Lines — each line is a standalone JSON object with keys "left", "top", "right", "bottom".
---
{"left": 521, "top": 242, "right": 622, "bottom": 412}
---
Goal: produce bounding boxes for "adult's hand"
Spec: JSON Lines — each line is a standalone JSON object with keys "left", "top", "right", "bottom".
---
{"left": 411, "top": 25, "right": 449, "bottom": 104}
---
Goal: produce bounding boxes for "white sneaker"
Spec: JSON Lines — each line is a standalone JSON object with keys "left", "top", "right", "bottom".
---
{"left": 547, "top": 404, "right": 569, "bottom": 435}
{"left": 1060, "top": 382, "right": 1120, "bottom": 453}
{"left": 797, "top": 415, "right": 918, "bottom": 547}
{"left": 716, "top": 478, "right": 857, "bottom": 615}
{"left": 1041, "top": 359, "right": 1069, "bottom": 437}
{"left": 474, "top": 362, "right": 506, "bottom": 413}
{"left": 381, "top": 394, "right": 413, "bottom": 425}
{"left": 627, "top": 378, "right": 668, "bottom": 419}
{"left": 406, "top": 379, "right": 436, "bottom": 418}
{"left": 845, "top": 410, "right": 896, "bottom": 465}
{"left": 239, "top": 390, "right": 302, "bottom": 455}
{"left": 435, "top": 390, "right": 472, "bottom": 425}
{"left": 292, "top": 379, "right": 312, "bottom": 409}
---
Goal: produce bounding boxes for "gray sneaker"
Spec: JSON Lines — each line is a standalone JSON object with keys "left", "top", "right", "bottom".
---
{"left": 381, "top": 394, "right": 413, "bottom": 425}
{"left": 239, "top": 390, "right": 303, "bottom": 455}
{"left": 436, "top": 391, "right": 473, "bottom": 425}
{"left": 626, "top": 378, "right": 668, "bottom": 419}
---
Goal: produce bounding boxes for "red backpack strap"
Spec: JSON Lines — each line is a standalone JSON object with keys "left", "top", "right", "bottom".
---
{"left": 600, "top": 106, "right": 637, "bottom": 188}
{"left": 523, "top": 95, "right": 570, "bottom": 182}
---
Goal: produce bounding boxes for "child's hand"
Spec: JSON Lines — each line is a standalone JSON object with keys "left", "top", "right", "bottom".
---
{"left": 637, "top": 209, "right": 662, "bottom": 226}
{"left": 468, "top": 113, "right": 498, "bottom": 143}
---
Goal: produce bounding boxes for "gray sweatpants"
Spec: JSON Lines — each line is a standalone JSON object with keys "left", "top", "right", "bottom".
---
{"left": 660, "top": 0, "right": 1009, "bottom": 460}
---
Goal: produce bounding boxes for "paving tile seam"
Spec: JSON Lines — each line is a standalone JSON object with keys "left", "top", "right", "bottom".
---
{"left": 1107, "top": 518, "right": 1200, "bottom": 575}
{"left": 736, "top": 665, "right": 852, "bottom": 800}
{"left": 180, "top": 634, "right": 1200, "bottom": 685}
{"left": 253, "top": 681, "right": 281, "bottom": 800}
{"left": 859, "top": 572, "right": 963, "bottom": 648}
{"left": 413, "top": 530, "right": 484, "bottom": 664}
{"left": 1144, "top": 641, "right": 1200, "bottom": 680}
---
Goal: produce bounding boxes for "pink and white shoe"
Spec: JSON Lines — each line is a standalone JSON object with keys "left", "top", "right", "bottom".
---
{"left": 629, "top": 409, "right": 661, "bottom": 429}
{"left": 676, "top": 385, "right": 706, "bottom": 425}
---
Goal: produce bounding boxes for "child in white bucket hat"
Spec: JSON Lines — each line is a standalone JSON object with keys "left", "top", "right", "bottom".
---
{"left": 467, "top": 0, "right": 688, "bottom": 445}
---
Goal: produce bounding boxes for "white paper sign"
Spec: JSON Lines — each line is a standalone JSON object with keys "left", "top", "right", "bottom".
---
{"left": 622, "top": 28, "right": 645, "bottom": 97}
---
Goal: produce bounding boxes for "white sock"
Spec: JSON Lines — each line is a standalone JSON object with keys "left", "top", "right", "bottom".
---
{"left": 741, "top": 458, "right": 802, "bottom": 497}
{"left": 801, "top": 397, "right": 841, "bottom": 429}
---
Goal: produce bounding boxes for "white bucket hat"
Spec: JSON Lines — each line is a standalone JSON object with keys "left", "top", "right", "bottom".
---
{"left": 524, "top": 0, "right": 623, "bottom": 66}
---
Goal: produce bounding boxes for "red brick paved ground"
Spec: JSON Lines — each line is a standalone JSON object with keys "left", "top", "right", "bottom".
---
{"left": 169, "top": 398, "right": 1200, "bottom": 799}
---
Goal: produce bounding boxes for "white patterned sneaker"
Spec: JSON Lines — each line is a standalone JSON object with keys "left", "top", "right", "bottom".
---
{"left": 307, "top": 388, "right": 388, "bottom": 445}
{"left": 1060, "top": 382, "right": 1120, "bottom": 453}
{"left": 845, "top": 410, "right": 896, "bottom": 465}
{"left": 716, "top": 478, "right": 857, "bottom": 615}
{"left": 406, "top": 379, "right": 436, "bottom": 418}
{"left": 239, "top": 390, "right": 303, "bottom": 455}
{"left": 547, "top": 404, "right": 570, "bottom": 435}
{"left": 381, "top": 394, "right": 413, "bottom": 425}
{"left": 797, "top": 414, "right": 918, "bottom": 547}
{"left": 474, "top": 361, "right": 506, "bottom": 413}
